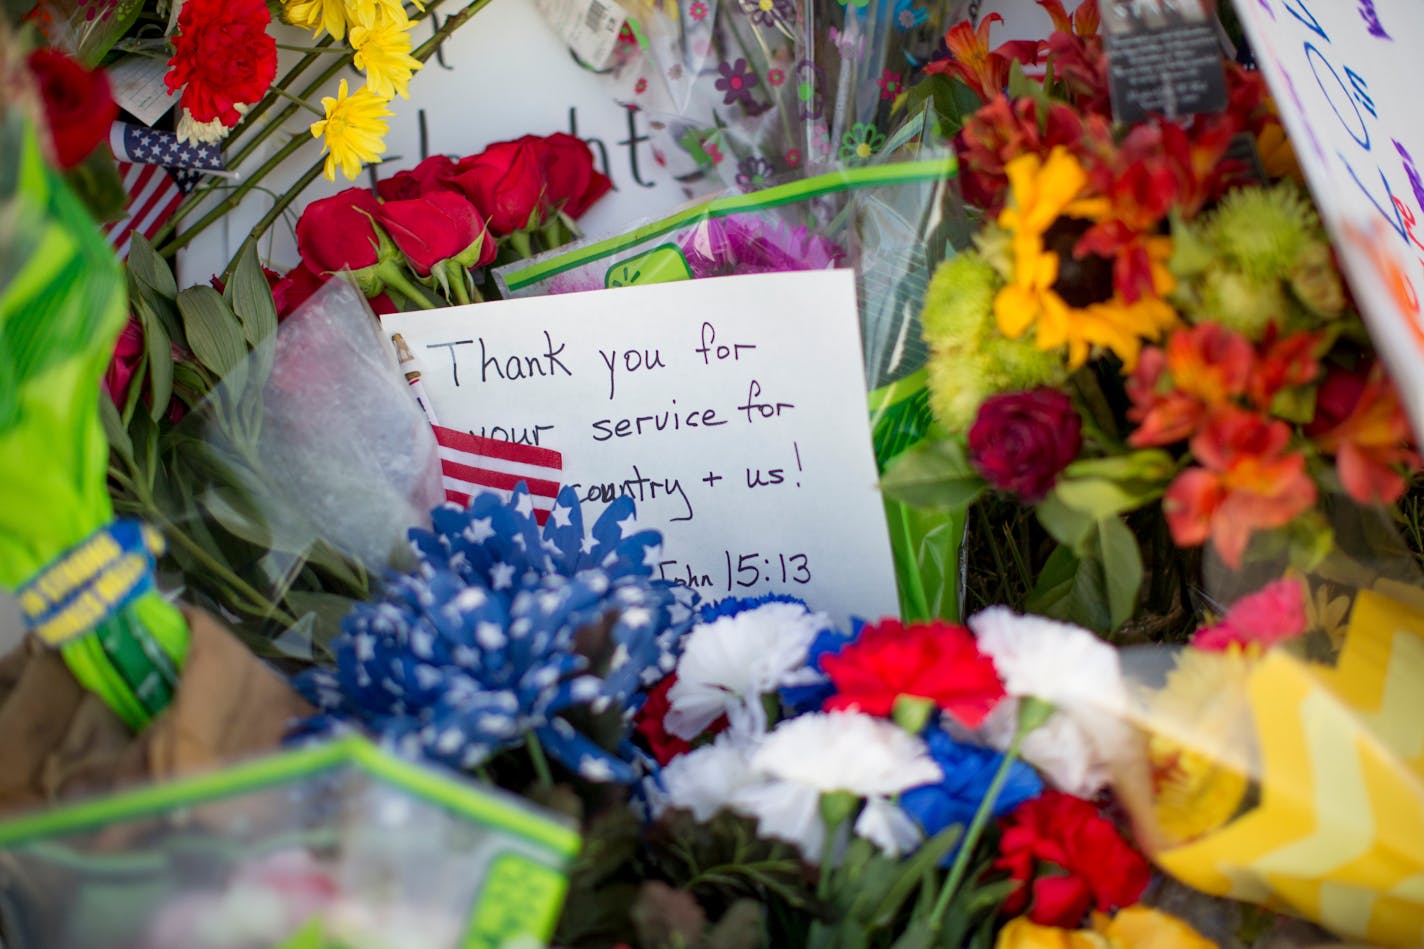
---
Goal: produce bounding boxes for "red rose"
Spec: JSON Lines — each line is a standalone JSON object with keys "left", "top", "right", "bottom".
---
{"left": 820, "top": 618, "right": 1005, "bottom": 729}
{"left": 296, "top": 187, "right": 388, "bottom": 274}
{"left": 26, "top": 49, "right": 118, "bottom": 169}
{"left": 266, "top": 263, "right": 327, "bottom": 320}
{"left": 968, "top": 388, "right": 1082, "bottom": 502}
{"left": 634, "top": 675, "right": 728, "bottom": 765}
{"left": 104, "top": 319, "right": 146, "bottom": 408}
{"left": 996, "top": 791, "right": 1151, "bottom": 927}
{"left": 376, "top": 154, "right": 460, "bottom": 202}
{"left": 452, "top": 137, "right": 548, "bottom": 235}
{"left": 375, "top": 190, "right": 493, "bottom": 277}
{"left": 165, "top": 0, "right": 277, "bottom": 127}
{"left": 540, "top": 132, "right": 612, "bottom": 219}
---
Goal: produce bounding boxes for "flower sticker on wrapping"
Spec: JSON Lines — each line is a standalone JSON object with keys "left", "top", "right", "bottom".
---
{"left": 735, "top": 156, "right": 775, "bottom": 190}
{"left": 296, "top": 486, "right": 699, "bottom": 783}
{"left": 794, "top": 60, "right": 825, "bottom": 120}
{"left": 715, "top": 58, "right": 760, "bottom": 108}
{"left": 739, "top": 0, "right": 793, "bottom": 30}
{"left": 840, "top": 123, "right": 886, "bottom": 165}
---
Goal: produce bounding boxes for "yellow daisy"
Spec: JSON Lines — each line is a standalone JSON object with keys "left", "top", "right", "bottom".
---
{"left": 311, "top": 79, "right": 393, "bottom": 182}
{"left": 992, "top": 147, "right": 1176, "bottom": 369}
{"left": 344, "top": 0, "right": 417, "bottom": 32}
{"left": 285, "top": 0, "right": 349, "bottom": 40}
{"left": 351, "top": 20, "right": 423, "bottom": 99}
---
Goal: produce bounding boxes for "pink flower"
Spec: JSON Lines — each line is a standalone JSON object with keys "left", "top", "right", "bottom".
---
{"left": 1191, "top": 578, "right": 1307, "bottom": 651}
{"left": 104, "top": 319, "right": 146, "bottom": 408}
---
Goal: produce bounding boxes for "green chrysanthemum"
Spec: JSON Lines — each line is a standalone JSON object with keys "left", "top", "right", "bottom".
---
{"left": 1207, "top": 182, "right": 1320, "bottom": 282}
{"left": 921, "top": 252, "right": 1066, "bottom": 431}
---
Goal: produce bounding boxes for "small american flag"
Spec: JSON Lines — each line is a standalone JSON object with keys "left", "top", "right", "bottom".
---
{"left": 433, "top": 424, "right": 564, "bottom": 525}
{"left": 103, "top": 123, "right": 224, "bottom": 259}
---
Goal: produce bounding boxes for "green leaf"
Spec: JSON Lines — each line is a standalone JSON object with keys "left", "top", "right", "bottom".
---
{"left": 177, "top": 285, "right": 247, "bottom": 377}
{"left": 226, "top": 242, "right": 279, "bottom": 346}
{"left": 1035, "top": 493, "right": 1096, "bottom": 553}
{"left": 881, "top": 438, "right": 987, "bottom": 511}
{"left": 1025, "top": 545, "right": 1111, "bottom": 632}
{"left": 100, "top": 390, "right": 133, "bottom": 467}
{"left": 284, "top": 590, "right": 358, "bottom": 652}
{"left": 864, "top": 824, "right": 962, "bottom": 930}
{"left": 200, "top": 487, "right": 272, "bottom": 549}
{"left": 1096, "top": 516, "right": 1143, "bottom": 629}
{"left": 128, "top": 233, "right": 177, "bottom": 300}
{"left": 135, "top": 297, "right": 174, "bottom": 423}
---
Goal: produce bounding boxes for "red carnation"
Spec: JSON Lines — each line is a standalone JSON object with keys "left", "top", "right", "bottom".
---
{"left": 820, "top": 619, "right": 1005, "bottom": 729}
{"left": 968, "top": 388, "right": 1082, "bottom": 502}
{"left": 995, "top": 791, "right": 1151, "bottom": 927}
{"left": 26, "top": 49, "right": 117, "bottom": 169}
{"left": 634, "top": 675, "right": 726, "bottom": 765}
{"left": 165, "top": 0, "right": 277, "bottom": 128}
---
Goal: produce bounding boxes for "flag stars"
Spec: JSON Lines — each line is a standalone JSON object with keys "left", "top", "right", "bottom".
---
{"left": 550, "top": 503, "right": 573, "bottom": 528}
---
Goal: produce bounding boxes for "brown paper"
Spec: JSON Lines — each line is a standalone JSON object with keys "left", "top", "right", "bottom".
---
{"left": 0, "top": 607, "right": 312, "bottom": 818}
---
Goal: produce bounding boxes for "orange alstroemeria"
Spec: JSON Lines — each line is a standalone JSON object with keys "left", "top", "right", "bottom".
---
{"left": 927, "top": 13, "right": 1040, "bottom": 103}
{"left": 1164, "top": 407, "right": 1317, "bottom": 568}
{"left": 1247, "top": 327, "right": 1322, "bottom": 411}
{"left": 1038, "top": 0, "right": 1100, "bottom": 38}
{"left": 1128, "top": 324, "right": 1254, "bottom": 447}
{"left": 1312, "top": 366, "right": 1420, "bottom": 505}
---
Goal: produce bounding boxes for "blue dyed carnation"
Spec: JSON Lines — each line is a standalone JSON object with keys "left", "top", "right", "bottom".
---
{"left": 899, "top": 728, "right": 1043, "bottom": 861}
{"left": 296, "top": 485, "right": 698, "bottom": 783}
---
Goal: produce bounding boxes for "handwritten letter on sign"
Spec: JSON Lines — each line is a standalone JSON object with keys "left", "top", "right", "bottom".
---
{"left": 1233, "top": 1, "right": 1424, "bottom": 434}
{"left": 382, "top": 270, "right": 901, "bottom": 626}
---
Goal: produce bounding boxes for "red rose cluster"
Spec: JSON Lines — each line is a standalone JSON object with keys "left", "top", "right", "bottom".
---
{"left": 278, "top": 133, "right": 611, "bottom": 315}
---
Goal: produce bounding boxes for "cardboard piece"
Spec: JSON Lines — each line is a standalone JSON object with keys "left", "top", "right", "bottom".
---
{"left": 382, "top": 270, "right": 902, "bottom": 627}
{"left": 1233, "top": 1, "right": 1424, "bottom": 439}
{"left": 0, "top": 609, "right": 312, "bottom": 817}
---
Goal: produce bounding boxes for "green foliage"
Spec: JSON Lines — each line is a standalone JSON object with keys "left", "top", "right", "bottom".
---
{"left": 107, "top": 238, "right": 368, "bottom": 653}
{"left": 881, "top": 437, "right": 987, "bottom": 512}
{"left": 900, "top": 74, "right": 983, "bottom": 140}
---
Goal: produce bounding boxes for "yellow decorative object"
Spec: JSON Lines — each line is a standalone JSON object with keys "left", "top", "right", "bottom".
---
{"left": 1152, "top": 590, "right": 1424, "bottom": 947}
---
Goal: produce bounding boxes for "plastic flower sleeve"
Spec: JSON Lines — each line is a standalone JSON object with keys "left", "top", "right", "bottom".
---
{"left": 0, "top": 736, "right": 579, "bottom": 949}
{"left": 0, "top": 112, "right": 188, "bottom": 729}
{"left": 164, "top": 276, "right": 443, "bottom": 637}
{"left": 622, "top": 0, "right": 810, "bottom": 192}
{"left": 1102, "top": 549, "right": 1424, "bottom": 946}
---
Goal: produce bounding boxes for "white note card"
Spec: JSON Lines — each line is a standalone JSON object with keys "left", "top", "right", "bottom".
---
{"left": 382, "top": 270, "right": 900, "bottom": 627}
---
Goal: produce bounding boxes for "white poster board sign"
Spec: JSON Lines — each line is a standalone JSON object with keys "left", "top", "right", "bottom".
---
{"left": 1233, "top": 1, "right": 1424, "bottom": 436}
{"left": 382, "top": 270, "right": 900, "bottom": 626}
{"left": 178, "top": 0, "right": 706, "bottom": 282}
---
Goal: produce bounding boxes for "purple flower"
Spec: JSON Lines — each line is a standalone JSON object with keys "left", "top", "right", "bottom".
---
{"left": 715, "top": 58, "right": 759, "bottom": 107}
{"left": 679, "top": 214, "right": 846, "bottom": 278}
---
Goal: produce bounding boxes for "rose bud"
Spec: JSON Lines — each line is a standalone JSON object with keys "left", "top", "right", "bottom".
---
{"left": 451, "top": 137, "right": 548, "bottom": 236}
{"left": 540, "top": 132, "right": 612, "bottom": 219}
{"left": 294, "top": 187, "right": 398, "bottom": 295}
{"left": 376, "top": 191, "right": 492, "bottom": 276}
{"left": 968, "top": 387, "right": 1083, "bottom": 502}
{"left": 375, "top": 153, "right": 460, "bottom": 201}
{"left": 27, "top": 48, "right": 118, "bottom": 169}
{"left": 266, "top": 262, "right": 327, "bottom": 320}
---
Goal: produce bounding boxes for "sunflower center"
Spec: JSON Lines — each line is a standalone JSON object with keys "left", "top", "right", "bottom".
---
{"left": 1044, "top": 217, "right": 1114, "bottom": 308}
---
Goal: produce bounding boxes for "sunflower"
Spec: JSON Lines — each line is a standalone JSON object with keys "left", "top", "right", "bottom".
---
{"left": 350, "top": 20, "right": 422, "bottom": 99}
{"left": 992, "top": 147, "right": 1176, "bottom": 368}
{"left": 1145, "top": 645, "right": 1256, "bottom": 845}
{"left": 311, "top": 79, "right": 393, "bottom": 182}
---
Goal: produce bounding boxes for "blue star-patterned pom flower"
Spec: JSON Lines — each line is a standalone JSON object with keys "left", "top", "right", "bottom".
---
{"left": 296, "top": 485, "right": 698, "bottom": 783}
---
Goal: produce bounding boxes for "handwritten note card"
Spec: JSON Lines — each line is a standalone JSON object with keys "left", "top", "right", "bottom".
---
{"left": 382, "top": 270, "right": 901, "bottom": 626}
{"left": 1233, "top": 1, "right": 1424, "bottom": 436}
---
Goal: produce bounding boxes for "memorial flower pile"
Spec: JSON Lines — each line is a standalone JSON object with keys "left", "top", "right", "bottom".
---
{"left": 6, "top": 0, "right": 1424, "bottom": 946}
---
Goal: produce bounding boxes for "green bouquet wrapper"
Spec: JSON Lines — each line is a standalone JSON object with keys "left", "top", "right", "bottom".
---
{"left": 0, "top": 113, "right": 188, "bottom": 729}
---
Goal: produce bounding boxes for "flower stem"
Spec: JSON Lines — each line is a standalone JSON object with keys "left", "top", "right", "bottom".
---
{"left": 381, "top": 264, "right": 438, "bottom": 310}
{"left": 525, "top": 731, "right": 554, "bottom": 789}
{"left": 274, "top": 42, "right": 350, "bottom": 53}
{"left": 269, "top": 86, "right": 326, "bottom": 117}
{"left": 927, "top": 702, "right": 1041, "bottom": 933}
